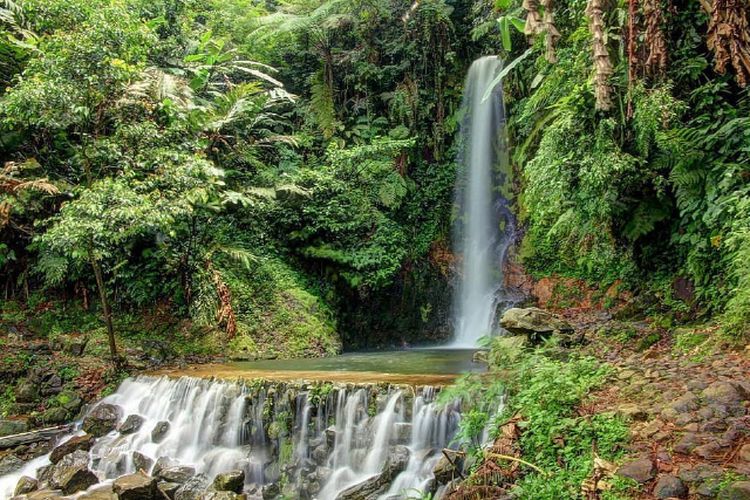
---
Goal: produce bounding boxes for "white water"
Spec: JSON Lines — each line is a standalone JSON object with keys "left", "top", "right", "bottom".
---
{"left": 0, "top": 376, "right": 461, "bottom": 499}
{"left": 451, "top": 56, "right": 514, "bottom": 348}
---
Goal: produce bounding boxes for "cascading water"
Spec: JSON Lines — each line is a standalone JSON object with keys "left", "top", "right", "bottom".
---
{"left": 451, "top": 56, "right": 515, "bottom": 348}
{"left": 0, "top": 376, "right": 461, "bottom": 499}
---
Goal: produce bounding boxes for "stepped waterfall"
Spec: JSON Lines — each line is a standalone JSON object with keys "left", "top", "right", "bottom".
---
{"left": 0, "top": 376, "right": 461, "bottom": 499}
{"left": 451, "top": 56, "right": 515, "bottom": 348}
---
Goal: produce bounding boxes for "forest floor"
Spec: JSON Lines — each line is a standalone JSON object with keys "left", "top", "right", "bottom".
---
{"left": 570, "top": 312, "right": 750, "bottom": 499}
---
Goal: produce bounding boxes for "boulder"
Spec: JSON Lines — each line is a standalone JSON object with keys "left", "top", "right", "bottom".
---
{"left": 82, "top": 404, "right": 122, "bottom": 437}
{"left": 212, "top": 470, "right": 245, "bottom": 493}
{"left": 41, "top": 407, "right": 69, "bottom": 425}
{"left": 718, "top": 482, "right": 750, "bottom": 500}
{"left": 152, "top": 456, "right": 179, "bottom": 477}
{"left": 324, "top": 426, "right": 336, "bottom": 448}
{"left": 158, "top": 465, "right": 196, "bottom": 484}
{"left": 50, "top": 449, "right": 99, "bottom": 494}
{"left": 616, "top": 458, "right": 655, "bottom": 483}
{"left": 14, "top": 476, "right": 38, "bottom": 496}
{"left": 0, "top": 418, "right": 29, "bottom": 437}
{"left": 15, "top": 380, "right": 39, "bottom": 403}
{"left": 174, "top": 473, "right": 209, "bottom": 500}
{"left": 56, "top": 390, "right": 83, "bottom": 414}
{"left": 653, "top": 474, "right": 687, "bottom": 499}
{"left": 261, "top": 482, "right": 280, "bottom": 500}
{"left": 113, "top": 471, "right": 157, "bottom": 500}
{"left": 433, "top": 453, "right": 464, "bottom": 484}
{"left": 702, "top": 382, "right": 744, "bottom": 406}
{"left": 158, "top": 481, "right": 181, "bottom": 499}
{"left": 118, "top": 414, "right": 144, "bottom": 435}
{"left": 151, "top": 421, "right": 170, "bottom": 443}
{"left": 133, "top": 451, "right": 154, "bottom": 472}
{"left": 50, "top": 433, "right": 95, "bottom": 463}
{"left": 77, "top": 484, "right": 118, "bottom": 500}
{"left": 25, "top": 489, "right": 64, "bottom": 499}
{"left": 499, "top": 307, "right": 574, "bottom": 341}
{"left": 337, "top": 446, "right": 410, "bottom": 499}
{"left": 201, "top": 492, "right": 246, "bottom": 500}
{"left": 0, "top": 453, "right": 25, "bottom": 475}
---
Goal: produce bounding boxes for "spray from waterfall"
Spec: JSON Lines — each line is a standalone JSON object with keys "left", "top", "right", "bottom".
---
{"left": 451, "top": 56, "right": 514, "bottom": 348}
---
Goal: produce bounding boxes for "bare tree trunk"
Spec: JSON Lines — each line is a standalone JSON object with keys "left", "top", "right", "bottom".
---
{"left": 87, "top": 244, "right": 120, "bottom": 369}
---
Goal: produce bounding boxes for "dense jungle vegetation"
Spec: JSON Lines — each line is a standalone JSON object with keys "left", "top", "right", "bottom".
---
{"left": 0, "top": 0, "right": 749, "bottom": 363}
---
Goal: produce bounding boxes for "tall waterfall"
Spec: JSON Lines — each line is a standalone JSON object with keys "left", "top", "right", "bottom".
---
{"left": 0, "top": 376, "right": 461, "bottom": 499}
{"left": 451, "top": 56, "right": 514, "bottom": 347}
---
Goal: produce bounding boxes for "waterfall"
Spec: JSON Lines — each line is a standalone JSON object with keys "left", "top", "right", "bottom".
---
{"left": 0, "top": 376, "right": 461, "bottom": 499}
{"left": 451, "top": 56, "right": 515, "bottom": 347}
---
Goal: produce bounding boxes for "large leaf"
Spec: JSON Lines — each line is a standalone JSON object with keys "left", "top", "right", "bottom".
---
{"left": 482, "top": 48, "right": 534, "bottom": 102}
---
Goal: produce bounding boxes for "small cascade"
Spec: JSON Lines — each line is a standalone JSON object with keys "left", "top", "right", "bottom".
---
{"left": 0, "top": 376, "right": 462, "bottom": 499}
{"left": 451, "top": 56, "right": 515, "bottom": 347}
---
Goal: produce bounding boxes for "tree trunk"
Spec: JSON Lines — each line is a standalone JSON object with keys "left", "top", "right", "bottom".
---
{"left": 87, "top": 245, "right": 120, "bottom": 368}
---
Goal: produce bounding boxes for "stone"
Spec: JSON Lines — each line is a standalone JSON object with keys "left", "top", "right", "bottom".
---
{"left": 0, "top": 418, "right": 29, "bottom": 437}
{"left": 41, "top": 375, "right": 63, "bottom": 396}
{"left": 653, "top": 475, "right": 688, "bottom": 499}
{"left": 391, "top": 422, "right": 412, "bottom": 444}
{"left": 77, "top": 484, "right": 118, "bottom": 500}
{"left": 152, "top": 421, "right": 170, "bottom": 443}
{"left": 118, "top": 414, "right": 144, "bottom": 435}
{"left": 433, "top": 453, "right": 464, "bottom": 484}
{"left": 0, "top": 453, "right": 25, "bottom": 475}
{"left": 25, "top": 489, "right": 64, "bottom": 499}
{"left": 213, "top": 470, "right": 245, "bottom": 493}
{"left": 261, "top": 482, "right": 280, "bottom": 500}
{"left": 739, "top": 444, "right": 750, "bottom": 462}
{"left": 15, "top": 380, "right": 39, "bottom": 403}
{"left": 617, "top": 404, "right": 649, "bottom": 422}
{"left": 718, "top": 482, "right": 750, "bottom": 500}
{"left": 499, "top": 307, "right": 574, "bottom": 341}
{"left": 158, "top": 465, "right": 196, "bottom": 484}
{"left": 639, "top": 419, "right": 663, "bottom": 438}
{"left": 133, "top": 451, "right": 154, "bottom": 472}
{"left": 41, "top": 406, "right": 69, "bottom": 425}
{"left": 50, "top": 433, "right": 95, "bottom": 463}
{"left": 158, "top": 481, "right": 181, "bottom": 499}
{"left": 174, "top": 473, "right": 208, "bottom": 500}
{"left": 337, "top": 446, "right": 410, "bottom": 499}
{"left": 616, "top": 458, "right": 655, "bottom": 483}
{"left": 311, "top": 444, "right": 328, "bottom": 465}
{"left": 57, "top": 390, "right": 83, "bottom": 414}
{"left": 201, "top": 492, "right": 245, "bottom": 500}
{"left": 703, "top": 382, "right": 743, "bottom": 406}
{"left": 324, "top": 426, "right": 336, "bottom": 448}
{"left": 50, "top": 449, "right": 99, "bottom": 494}
{"left": 37, "top": 463, "right": 54, "bottom": 484}
{"left": 674, "top": 433, "right": 702, "bottom": 454}
{"left": 113, "top": 471, "right": 158, "bottom": 500}
{"left": 82, "top": 403, "right": 122, "bottom": 437}
{"left": 669, "top": 392, "right": 699, "bottom": 413}
{"left": 14, "top": 476, "right": 38, "bottom": 495}
{"left": 693, "top": 441, "right": 721, "bottom": 459}
{"left": 152, "top": 456, "right": 178, "bottom": 477}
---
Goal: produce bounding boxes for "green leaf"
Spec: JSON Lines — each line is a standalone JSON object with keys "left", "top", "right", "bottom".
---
{"left": 482, "top": 48, "right": 534, "bottom": 102}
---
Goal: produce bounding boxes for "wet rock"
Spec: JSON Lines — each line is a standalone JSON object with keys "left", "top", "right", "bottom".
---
{"left": 0, "top": 454, "right": 25, "bottom": 475}
{"left": 50, "top": 449, "right": 99, "bottom": 494}
{"left": 0, "top": 418, "right": 29, "bottom": 437}
{"left": 213, "top": 470, "right": 245, "bottom": 493}
{"left": 174, "top": 473, "right": 208, "bottom": 500}
{"left": 41, "top": 406, "right": 69, "bottom": 425}
{"left": 78, "top": 484, "right": 118, "bottom": 499}
{"left": 118, "top": 414, "right": 144, "bottom": 435}
{"left": 152, "top": 421, "right": 170, "bottom": 443}
{"left": 50, "top": 433, "right": 95, "bottom": 463}
{"left": 158, "top": 465, "right": 196, "bottom": 484}
{"left": 616, "top": 458, "right": 655, "bottom": 483}
{"left": 391, "top": 422, "right": 412, "bottom": 443}
{"left": 133, "top": 451, "right": 153, "bottom": 472}
{"left": 202, "top": 492, "right": 245, "bottom": 500}
{"left": 337, "top": 446, "right": 410, "bottom": 499}
{"left": 718, "top": 481, "right": 750, "bottom": 500}
{"left": 500, "top": 307, "right": 573, "bottom": 341}
{"left": 36, "top": 463, "right": 54, "bottom": 485}
{"left": 113, "top": 471, "right": 158, "bottom": 500}
{"left": 653, "top": 474, "right": 687, "bottom": 499}
{"left": 158, "top": 481, "right": 181, "bottom": 500}
{"left": 152, "top": 456, "right": 178, "bottom": 477}
{"left": 262, "top": 482, "right": 280, "bottom": 500}
{"left": 311, "top": 444, "right": 328, "bottom": 465}
{"left": 433, "top": 453, "right": 464, "bottom": 484}
{"left": 82, "top": 403, "right": 122, "bottom": 437}
{"left": 14, "top": 476, "right": 38, "bottom": 495}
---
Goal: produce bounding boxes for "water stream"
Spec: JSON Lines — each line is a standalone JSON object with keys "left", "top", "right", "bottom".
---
{"left": 451, "top": 56, "right": 515, "bottom": 348}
